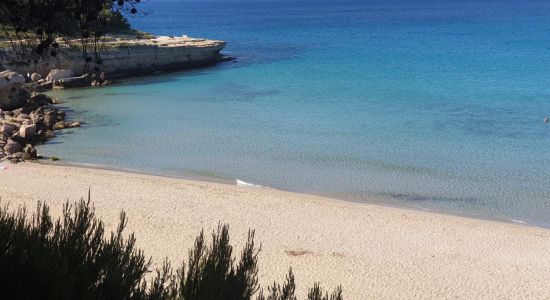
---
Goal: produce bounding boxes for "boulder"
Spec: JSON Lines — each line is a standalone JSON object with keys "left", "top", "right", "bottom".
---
{"left": 19, "top": 124, "right": 36, "bottom": 139}
{"left": 0, "top": 124, "right": 16, "bottom": 136}
{"left": 22, "top": 144, "right": 37, "bottom": 160}
{"left": 45, "top": 69, "right": 74, "bottom": 83}
{"left": 4, "top": 139, "right": 22, "bottom": 154}
{"left": 29, "top": 93, "right": 53, "bottom": 106}
{"left": 33, "top": 106, "right": 45, "bottom": 115}
{"left": 53, "top": 74, "right": 91, "bottom": 89}
{"left": 8, "top": 152, "right": 23, "bottom": 162}
{"left": 67, "top": 121, "right": 81, "bottom": 128}
{"left": 0, "top": 71, "right": 25, "bottom": 90}
{"left": 30, "top": 73, "right": 42, "bottom": 82}
{"left": 44, "top": 110, "right": 58, "bottom": 127}
{"left": 18, "top": 113, "right": 30, "bottom": 120}
{"left": 53, "top": 121, "right": 65, "bottom": 130}
{"left": 0, "top": 71, "right": 29, "bottom": 110}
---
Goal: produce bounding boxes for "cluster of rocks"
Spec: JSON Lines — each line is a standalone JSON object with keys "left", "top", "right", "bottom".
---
{"left": 54, "top": 72, "right": 111, "bottom": 89}
{"left": 1, "top": 68, "right": 110, "bottom": 102}
{"left": 0, "top": 98, "right": 81, "bottom": 162}
{"left": 0, "top": 70, "right": 83, "bottom": 163}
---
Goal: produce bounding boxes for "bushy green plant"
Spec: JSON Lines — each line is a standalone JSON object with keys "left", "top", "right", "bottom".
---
{"left": 256, "top": 269, "right": 342, "bottom": 300}
{"left": 0, "top": 195, "right": 343, "bottom": 300}
{"left": 0, "top": 195, "right": 150, "bottom": 299}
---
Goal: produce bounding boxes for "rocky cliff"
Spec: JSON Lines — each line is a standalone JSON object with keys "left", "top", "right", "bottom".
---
{"left": 0, "top": 36, "right": 226, "bottom": 78}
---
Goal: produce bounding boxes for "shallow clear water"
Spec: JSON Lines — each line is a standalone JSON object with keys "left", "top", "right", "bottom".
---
{"left": 41, "top": 0, "right": 550, "bottom": 226}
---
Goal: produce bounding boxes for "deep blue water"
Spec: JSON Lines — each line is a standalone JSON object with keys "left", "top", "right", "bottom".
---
{"left": 42, "top": 0, "right": 550, "bottom": 226}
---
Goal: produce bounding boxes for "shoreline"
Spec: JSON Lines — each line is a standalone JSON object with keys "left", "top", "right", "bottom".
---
{"left": 1, "top": 162, "right": 550, "bottom": 299}
{"left": 35, "top": 159, "right": 539, "bottom": 230}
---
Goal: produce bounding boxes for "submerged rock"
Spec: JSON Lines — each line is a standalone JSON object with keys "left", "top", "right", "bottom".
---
{"left": 67, "top": 121, "right": 81, "bottom": 128}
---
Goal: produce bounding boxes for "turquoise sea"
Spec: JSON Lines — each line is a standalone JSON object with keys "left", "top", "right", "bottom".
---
{"left": 42, "top": 0, "right": 550, "bottom": 226}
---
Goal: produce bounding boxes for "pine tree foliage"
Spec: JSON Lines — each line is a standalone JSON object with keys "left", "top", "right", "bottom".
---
{"left": 0, "top": 196, "right": 344, "bottom": 300}
{"left": 0, "top": 0, "right": 142, "bottom": 67}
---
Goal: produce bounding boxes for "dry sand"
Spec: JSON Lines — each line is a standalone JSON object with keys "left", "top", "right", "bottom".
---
{"left": 1, "top": 162, "right": 549, "bottom": 299}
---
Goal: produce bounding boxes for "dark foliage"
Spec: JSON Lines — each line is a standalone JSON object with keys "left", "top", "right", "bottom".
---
{"left": 256, "top": 269, "right": 297, "bottom": 300}
{"left": 0, "top": 195, "right": 343, "bottom": 300}
{"left": 256, "top": 269, "right": 342, "bottom": 300}
{"left": 0, "top": 0, "right": 142, "bottom": 66}
{"left": 306, "top": 284, "right": 343, "bottom": 300}
{"left": 177, "top": 225, "right": 261, "bottom": 299}
{"left": 0, "top": 195, "right": 150, "bottom": 299}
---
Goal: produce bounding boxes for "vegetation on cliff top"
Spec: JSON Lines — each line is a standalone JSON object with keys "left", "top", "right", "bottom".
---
{"left": 0, "top": 0, "right": 146, "bottom": 67}
{"left": 0, "top": 195, "right": 344, "bottom": 300}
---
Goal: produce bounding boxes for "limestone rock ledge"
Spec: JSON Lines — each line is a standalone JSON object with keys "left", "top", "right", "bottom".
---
{"left": 0, "top": 36, "right": 227, "bottom": 78}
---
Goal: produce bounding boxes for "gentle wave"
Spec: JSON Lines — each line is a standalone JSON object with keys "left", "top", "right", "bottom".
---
{"left": 511, "top": 219, "right": 528, "bottom": 225}
{"left": 236, "top": 179, "right": 266, "bottom": 188}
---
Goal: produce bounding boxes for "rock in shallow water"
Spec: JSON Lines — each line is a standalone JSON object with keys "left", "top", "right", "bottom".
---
{"left": 22, "top": 144, "right": 37, "bottom": 160}
{"left": 44, "top": 110, "right": 58, "bottom": 128}
{"left": 53, "top": 121, "right": 65, "bottom": 130}
{"left": 68, "top": 121, "right": 81, "bottom": 128}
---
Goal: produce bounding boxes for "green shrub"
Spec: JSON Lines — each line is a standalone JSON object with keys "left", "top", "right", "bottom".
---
{"left": 0, "top": 196, "right": 149, "bottom": 299}
{"left": 0, "top": 194, "right": 343, "bottom": 300}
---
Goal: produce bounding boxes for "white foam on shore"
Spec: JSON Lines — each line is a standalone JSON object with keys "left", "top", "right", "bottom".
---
{"left": 512, "top": 219, "right": 528, "bottom": 225}
{"left": 236, "top": 179, "right": 266, "bottom": 188}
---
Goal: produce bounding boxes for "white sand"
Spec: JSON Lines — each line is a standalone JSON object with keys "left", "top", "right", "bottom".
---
{"left": 1, "top": 162, "right": 550, "bottom": 299}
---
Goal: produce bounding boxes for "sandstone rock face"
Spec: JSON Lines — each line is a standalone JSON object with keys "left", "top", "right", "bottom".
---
{"left": 1, "top": 37, "right": 226, "bottom": 79}
{"left": 45, "top": 69, "right": 75, "bottom": 82}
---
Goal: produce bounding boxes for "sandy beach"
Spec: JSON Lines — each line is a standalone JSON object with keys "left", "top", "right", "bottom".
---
{"left": 1, "top": 162, "right": 549, "bottom": 299}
